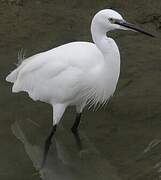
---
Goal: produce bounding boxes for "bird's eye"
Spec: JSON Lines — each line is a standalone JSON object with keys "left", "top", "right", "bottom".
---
{"left": 109, "top": 18, "right": 115, "bottom": 23}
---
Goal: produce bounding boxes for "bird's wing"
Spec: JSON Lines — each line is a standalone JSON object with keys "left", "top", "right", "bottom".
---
{"left": 6, "top": 42, "right": 103, "bottom": 103}
{"left": 10, "top": 52, "right": 69, "bottom": 93}
{"left": 6, "top": 42, "right": 100, "bottom": 84}
{"left": 7, "top": 47, "right": 86, "bottom": 104}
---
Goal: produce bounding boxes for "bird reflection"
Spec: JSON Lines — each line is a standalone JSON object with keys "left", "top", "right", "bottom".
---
{"left": 11, "top": 120, "right": 121, "bottom": 180}
{"left": 42, "top": 126, "right": 82, "bottom": 168}
{"left": 72, "top": 130, "right": 82, "bottom": 150}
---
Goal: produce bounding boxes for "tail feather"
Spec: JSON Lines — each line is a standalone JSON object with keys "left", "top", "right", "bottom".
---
{"left": 6, "top": 49, "right": 27, "bottom": 83}
{"left": 6, "top": 68, "right": 20, "bottom": 83}
{"left": 16, "top": 48, "right": 26, "bottom": 67}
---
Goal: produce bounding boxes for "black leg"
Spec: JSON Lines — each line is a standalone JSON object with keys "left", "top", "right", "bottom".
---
{"left": 41, "top": 125, "right": 57, "bottom": 168}
{"left": 71, "top": 113, "right": 82, "bottom": 133}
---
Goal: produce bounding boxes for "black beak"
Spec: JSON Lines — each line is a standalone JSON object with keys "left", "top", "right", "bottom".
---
{"left": 114, "top": 19, "right": 155, "bottom": 37}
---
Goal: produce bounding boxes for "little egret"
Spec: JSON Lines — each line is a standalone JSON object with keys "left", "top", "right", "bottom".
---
{"left": 6, "top": 9, "right": 153, "bottom": 142}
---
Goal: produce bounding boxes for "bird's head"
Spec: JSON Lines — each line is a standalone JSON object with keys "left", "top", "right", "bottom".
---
{"left": 92, "top": 9, "right": 154, "bottom": 37}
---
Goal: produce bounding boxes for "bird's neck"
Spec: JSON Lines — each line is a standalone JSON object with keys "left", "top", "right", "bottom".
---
{"left": 91, "top": 21, "right": 120, "bottom": 80}
{"left": 90, "top": 21, "right": 120, "bottom": 102}
{"left": 91, "top": 22, "right": 111, "bottom": 55}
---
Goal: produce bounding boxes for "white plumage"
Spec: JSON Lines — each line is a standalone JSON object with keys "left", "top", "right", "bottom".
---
{"left": 6, "top": 9, "right": 153, "bottom": 127}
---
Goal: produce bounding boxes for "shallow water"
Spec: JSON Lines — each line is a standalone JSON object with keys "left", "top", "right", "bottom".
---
{"left": 1, "top": 0, "right": 161, "bottom": 180}
{"left": 11, "top": 120, "right": 121, "bottom": 180}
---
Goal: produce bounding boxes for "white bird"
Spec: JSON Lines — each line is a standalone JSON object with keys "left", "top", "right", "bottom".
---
{"left": 6, "top": 9, "right": 153, "bottom": 141}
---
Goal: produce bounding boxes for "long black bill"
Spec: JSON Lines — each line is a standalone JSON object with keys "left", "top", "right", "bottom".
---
{"left": 115, "top": 19, "right": 155, "bottom": 37}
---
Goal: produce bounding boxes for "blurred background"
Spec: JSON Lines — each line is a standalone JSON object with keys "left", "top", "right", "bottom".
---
{"left": 1, "top": 0, "right": 161, "bottom": 179}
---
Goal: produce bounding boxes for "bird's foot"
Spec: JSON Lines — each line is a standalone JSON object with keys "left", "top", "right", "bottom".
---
{"left": 41, "top": 125, "right": 57, "bottom": 168}
{"left": 71, "top": 126, "right": 78, "bottom": 134}
{"left": 71, "top": 127, "right": 82, "bottom": 149}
